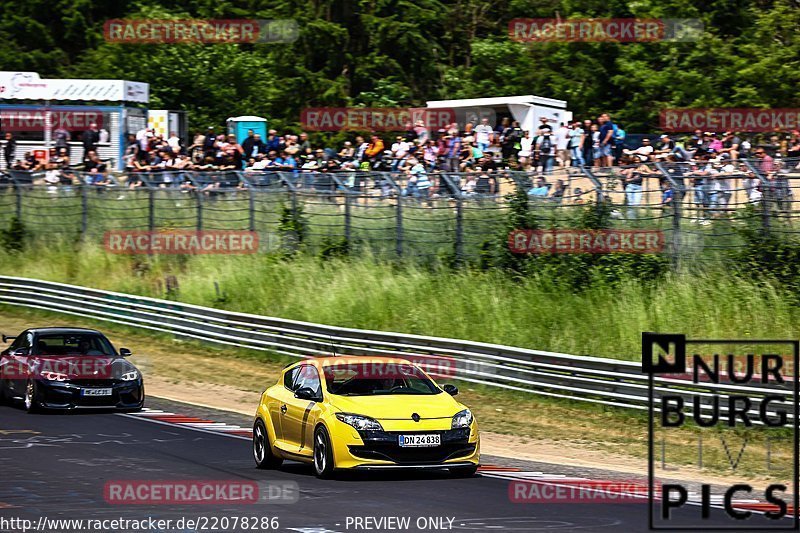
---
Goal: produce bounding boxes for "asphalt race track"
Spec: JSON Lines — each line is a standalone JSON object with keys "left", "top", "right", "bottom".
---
{"left": 0, "top": 399, "right": 783, "bottom": 532}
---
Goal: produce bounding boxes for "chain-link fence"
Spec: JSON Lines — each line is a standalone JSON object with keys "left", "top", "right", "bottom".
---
{"left": 1, "top": 159, "right": 798, "bottom": 263}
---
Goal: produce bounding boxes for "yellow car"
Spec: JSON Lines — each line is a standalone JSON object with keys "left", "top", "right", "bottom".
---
{"left": 252, "top": 356, "right": 479, "bottom": 478}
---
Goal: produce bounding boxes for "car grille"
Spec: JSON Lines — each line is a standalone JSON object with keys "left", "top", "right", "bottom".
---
{"left": 349, "top": 428, "right": 475, "bottom": 465}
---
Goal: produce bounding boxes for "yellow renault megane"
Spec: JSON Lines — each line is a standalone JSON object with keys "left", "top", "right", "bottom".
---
{"left": 252, "top": 356, "right": 479, "bottom": 478}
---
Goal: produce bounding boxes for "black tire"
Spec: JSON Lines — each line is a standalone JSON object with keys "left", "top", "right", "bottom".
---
{"left": 450, "top": 464, "right": 479, "bottom": 478}
{"left": 0, "top": 380, "right": 8, "bottom": 405}
{"left": 253, "top": 419, "right": 282, "bottom": 469}
{"left": 313, "top": 425, "right": 335, "bottom": 479}
{"left": 24, "top": 380, "right": 40, "bottom": 413}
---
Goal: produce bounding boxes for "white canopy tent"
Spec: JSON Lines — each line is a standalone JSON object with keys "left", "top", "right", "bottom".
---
{"left": 425, "top": 94, "right": 572, "bottom": 133}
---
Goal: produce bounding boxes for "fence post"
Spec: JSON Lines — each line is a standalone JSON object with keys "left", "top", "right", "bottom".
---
{"left": 15, "top": 182, "right": 22, "bottom": 221}
{"left": 248, "top": 188, "right": 256, "bottom": 232}
{"left": 344, "top": 188, "right": 352, "bottom": 247}
{"left": 655, "top": 162, "right": 683, "bottom": 268}
{"left": 148, "top": 186, "right": 156, "bottom": 232}
{"left": 196, "top": 192, "right": 204, "bottom": 231}
{"left": 743, "top": 159, "right": 770, "bottom": 236}
{"left": 580, "top": 167, "right": 604, "bottom": 212}
{"left": 382, "top": 173, "right": 403, "bottom": 258}
{"left": 439, "top": 173, "right": 464, "bottom": 266}
{"left": 81, "top": 183, "right": 89, "bottom": 237}
{"left": 671, "top": 180, "right": 682, "bottom": 267}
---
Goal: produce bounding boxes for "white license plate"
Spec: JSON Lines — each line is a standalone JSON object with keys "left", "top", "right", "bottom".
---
{"left": 398, "top": 434, "right": 441, "bottom": 447}
{"left": 81, "top": 388, "right": 112, "bottom": 397}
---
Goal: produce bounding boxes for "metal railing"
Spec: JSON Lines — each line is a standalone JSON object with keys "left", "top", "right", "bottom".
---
{"left": 1, "top": 159, "right": 800, "bottom": 262}
{"left": 0, "top": 276, "right": 791, "bottom": 421}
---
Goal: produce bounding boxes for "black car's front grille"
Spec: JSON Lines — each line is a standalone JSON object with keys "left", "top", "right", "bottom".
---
{"left": 68, "top": 379, "right": 123, "bottom": 386}
{"left": 349, "top": 428, "right": 475, "bottom": 465}
{"left": 38, "top": 380, "right": 143, "bottom": 408}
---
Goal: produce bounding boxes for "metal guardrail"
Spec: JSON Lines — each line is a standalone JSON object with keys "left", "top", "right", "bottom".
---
{"left": 0, "top": 276, "right": 791, "bottom": 421}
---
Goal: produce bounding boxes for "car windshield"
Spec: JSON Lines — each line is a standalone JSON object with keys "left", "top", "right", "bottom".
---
{"left": 323, "top": 362, "right": 441, "bottom": 396}
{"left": 33, "top": 334, "right": 116, "bottom": 356}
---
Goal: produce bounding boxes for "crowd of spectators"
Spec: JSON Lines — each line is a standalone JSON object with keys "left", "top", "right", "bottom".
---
{"left": 3, "top": 115, "right": 800, "bottom": 209}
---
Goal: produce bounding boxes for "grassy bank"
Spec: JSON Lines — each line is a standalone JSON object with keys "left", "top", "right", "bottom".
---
{"left": 2, "top": 239, "right": 796, "bottom": 360}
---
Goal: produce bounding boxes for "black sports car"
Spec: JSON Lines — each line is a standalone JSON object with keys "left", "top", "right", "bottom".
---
{"left": 0, "top": 327, "right": 144, "bottom": 412}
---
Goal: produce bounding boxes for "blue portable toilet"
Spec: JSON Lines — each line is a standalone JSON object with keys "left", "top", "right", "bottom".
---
{"left": 226, "top": 116, "right": 268, "bottom": 144}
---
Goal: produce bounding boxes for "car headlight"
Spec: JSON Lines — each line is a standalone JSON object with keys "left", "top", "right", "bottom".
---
{"left": 452, "top": 408, "right": 473, "bottom": 429}
{"left": 40, "top": 371, "right": 68, "bottom": 382}
{"left": 121, "top": 370, "right": 139, "bottom": 381}
{"left": 335, "top": 412, "right": 383, "bottom": 431}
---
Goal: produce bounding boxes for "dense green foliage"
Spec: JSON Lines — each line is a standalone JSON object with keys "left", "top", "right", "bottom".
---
{"left": 480, "top": 187, "right": 672, "bottom": 286}
{"left": 2, "top": 0, "right": 799, "bottom": 132}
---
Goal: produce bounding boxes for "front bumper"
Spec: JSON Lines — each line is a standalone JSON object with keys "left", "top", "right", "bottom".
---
{"left": 332, "top": 424, "right": 480, "bottom": 470}
{"left": 34, "top": 379, "right": 145, "bottom": 410}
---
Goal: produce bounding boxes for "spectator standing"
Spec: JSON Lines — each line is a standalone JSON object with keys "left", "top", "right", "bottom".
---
{"left": 582, "top": 119, "right": 594, "bottom": 167}
{"left": 720, "top": 132, "right": 741, "bottom": 160}
{"left": 518, "top": 131, "right": 533, "bottom": 163}
{"left": 390, "top": 136, "right": 410, "bottom": 171}
{"left": 413, "top": 120, "right": 429, "bottom": 144}
{"left": 536, "top": 131, "right": 554, "bottom": 175}
{"left": 167, "top": 131, "right": 181, "bottom": 153}
{"left": 597, "top": 113, "right": 615, "bottom": 167}
{"left": 590, "top": 124, "right": 601, "bottom": 166}
{"left": 754, "top": 148, "right": 774, "bottom": 174}
{"left": 568, "top": 122, "right": 585, "bottom": 166}
{"left": 240, "top": 129, "right": 256, "bottom": 156}
{"left": 82, "top": 122, "right": 100, "bottom": 156}
{"left": 445, "top": 133, "right": 462, "bottom": 172}
{"left": 555, "top": 122, "right": 570, "bottom": 167}
{"left": 2, "top": 132, "right": 16, "bottom": 169}
{"left": 474, "top": 118, "right": 493, "bottom": 152}
{"left": 53, "top": 127, "right": 70, "bottom": 156}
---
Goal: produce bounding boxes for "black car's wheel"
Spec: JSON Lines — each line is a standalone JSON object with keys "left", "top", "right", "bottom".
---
{"left": 24, "top": 380, "right": 40, "bottom": 413}
{"left": 0, "top": 380, "right": 8, "bottom": 405}
{"left": 253, "top": 419, "right": 282, "bottom": 469}
{"left": 313, "top": 425, "right": 335, "bottom": 479}
{"left": 450, "top": 464, "right": 479, "bottom": 478}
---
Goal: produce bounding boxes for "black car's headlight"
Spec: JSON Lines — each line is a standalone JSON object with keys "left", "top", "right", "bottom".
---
{"left": 452, "top": 409, "right": 473, "bottom": 429}
{"left": 121, "top": 370, "right": 140, "bottom": 381}
{"left": 336, "top": 413, "right": 384, "bottom": 431}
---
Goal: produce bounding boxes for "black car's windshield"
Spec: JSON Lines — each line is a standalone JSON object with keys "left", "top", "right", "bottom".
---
{"left": 33, "top": 334, "right": 116, "bottom": 356}
{"left": 323, "top": 362, "right": 440, "bottom": 396}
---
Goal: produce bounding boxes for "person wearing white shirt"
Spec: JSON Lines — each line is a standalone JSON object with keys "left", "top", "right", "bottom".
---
{"left": 391, "top": 137, "right": 410, "bottom": 171}
{"left": 474, "top": 118, "right": 494, "bottom": 152}
{"left": 555, "top": 123, "right": 570, "bottom": 167}
{"left": 518, "top": 131, "right": 533, "bottom": 163}
{"left": 167, "top": 132, "right": 181, "bottom": 152}
{"left": 623, "top": 139, "right": 655, "bottom": 162}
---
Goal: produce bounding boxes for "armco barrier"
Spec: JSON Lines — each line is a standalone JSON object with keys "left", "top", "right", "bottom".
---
{"left": 0, "top": 276, "right": 791, "bottom": 421}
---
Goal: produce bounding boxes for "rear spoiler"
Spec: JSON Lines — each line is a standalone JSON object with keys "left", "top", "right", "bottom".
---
{"left": 1, "top": 335, "right": 15, "bottom": 343}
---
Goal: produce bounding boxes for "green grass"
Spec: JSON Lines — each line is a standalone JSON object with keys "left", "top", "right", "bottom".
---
{"left": 0, "top": 238, "right": 796, "bottom": 361}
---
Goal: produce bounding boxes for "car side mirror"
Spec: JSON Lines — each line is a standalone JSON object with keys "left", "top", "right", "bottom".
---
{"left": 294, "top": 387, "right": 320, "bottom": 402}
{"left": 443, "top": 384, "right": 458, "bottom": 396}
{"left": 12, "top": 348, "right": 29, "bottom": 357}
{"left": 119, "top": 348, "right": 132, "bottom": 357}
